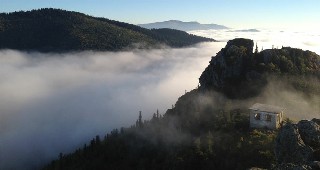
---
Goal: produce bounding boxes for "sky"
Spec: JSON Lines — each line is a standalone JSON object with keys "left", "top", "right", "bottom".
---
{"left": 1, "top": 0, "right": 320, "bottom": 30}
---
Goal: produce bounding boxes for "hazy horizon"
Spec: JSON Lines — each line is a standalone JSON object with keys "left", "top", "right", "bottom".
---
{"left": 189, "top": 28, "right": 320, "bottom": 55}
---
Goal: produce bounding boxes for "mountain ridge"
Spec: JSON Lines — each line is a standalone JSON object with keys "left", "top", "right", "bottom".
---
{"left": 138, "top": 20, "right": 228, "bottom": 31}
{"left": 0, "top": 8, "right": 215, "bottom": 52}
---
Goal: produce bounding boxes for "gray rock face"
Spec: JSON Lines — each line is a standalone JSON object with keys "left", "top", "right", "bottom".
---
{"left": 274, "top": 119, "right": 320, "bottom": 169}
{"left": 312, "top": 118, "right": 320, "bottom": 125}
{"left": 199, "top": 38, "right": 254, "bottom": 90}
{"left": 275, "top": 123, "right": 313, "bottom": 164}
{"left": 298, "top": 120, "right": 320, "bottom": 148}
{"left": 272, "top": 163, "right": 312, "bottom": 170}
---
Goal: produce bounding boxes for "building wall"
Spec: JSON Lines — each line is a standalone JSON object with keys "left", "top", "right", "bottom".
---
{"left": 250, "top": 110, "right": 279, "bottom": 129}
{"left": 276, "top": 112, "right": 283, "bottom": 129}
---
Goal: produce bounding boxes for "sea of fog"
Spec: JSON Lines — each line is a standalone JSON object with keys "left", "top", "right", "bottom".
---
{"left": 0, "top": 43, "right": 225, "bottom": 169}
{"left": 0, "top": 28, "right": 319, "bottom": 169}
{"left": 189, "top": 28, "right": 320, "bottom": 55}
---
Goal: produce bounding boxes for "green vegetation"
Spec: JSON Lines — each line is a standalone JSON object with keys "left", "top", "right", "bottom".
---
{"left": 254, "top": 47, "right": 320, "bottom": 75}
{"left": 0, "top": 8, "right": 214, "bottom": 52}
{"left": 247, "top": 47, "right": 320, "bottom": 98}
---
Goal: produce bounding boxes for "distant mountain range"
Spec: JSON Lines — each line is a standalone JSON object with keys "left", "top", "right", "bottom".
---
{"left": 228, "top": 29, "right": 260, "bottom": 32}
{"left": 138, "top": 20, "right": 228, "bottom": 31}
{"left": 0, "top": 9, "right": 214, "bottom": 52}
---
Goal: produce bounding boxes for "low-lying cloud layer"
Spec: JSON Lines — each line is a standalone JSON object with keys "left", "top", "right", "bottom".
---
{"left": 189, "top": 28, "right": 320, "bottom": 55}
{"left": 0, "top": 43, "right": 225, "bottom": 169}
{"left": 1, "top": 29, "right": 319, "bottom": 169}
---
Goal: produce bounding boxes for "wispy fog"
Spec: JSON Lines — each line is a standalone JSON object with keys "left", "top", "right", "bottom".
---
{"left": 189, "top": 28, "right": 320, "bottom": 54}
{"left": 198, "top": 76, "right": 320, "bottom": 121}
{"left": 257, "top": 77, "right": 320, "bottom": 120}
{"left": 0, "top": 43, "right": 225, "bottom": 169}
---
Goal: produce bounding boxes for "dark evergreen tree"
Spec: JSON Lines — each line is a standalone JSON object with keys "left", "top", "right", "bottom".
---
{"left": 138, "top": 111, "right": 143, "bottom": 128}
{"left": 254, "top": 43, "right": 258, "bottom": 54}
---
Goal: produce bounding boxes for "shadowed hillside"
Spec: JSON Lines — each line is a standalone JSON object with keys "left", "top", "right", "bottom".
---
{"left": 0, "top": 8, "right": 214, "bottom": 52}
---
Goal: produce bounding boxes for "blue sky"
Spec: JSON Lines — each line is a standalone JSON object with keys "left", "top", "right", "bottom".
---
{"left": 1, "top": 0, "right": 320, "bottom": 30}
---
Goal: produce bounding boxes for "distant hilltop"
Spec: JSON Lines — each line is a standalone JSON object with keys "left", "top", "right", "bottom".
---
{"left": 138, "top": 20, "right": 228, "bottom": 31}
{"left": 228, "top": 29, "right": 260, "bottom": 32}
{"left": 0, "top": 9, "right": 214, "bottom": 52}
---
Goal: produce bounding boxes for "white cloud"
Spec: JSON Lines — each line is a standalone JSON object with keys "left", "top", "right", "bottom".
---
{"left": 0, "top": 42, "right": 224, "bottom": 169}
{"left": 189, "top": 28, "right": 320, "bottom": 54}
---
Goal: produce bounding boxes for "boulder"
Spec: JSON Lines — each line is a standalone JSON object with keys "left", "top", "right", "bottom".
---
{"left": 272, "top": 163, "right": 312, "bottom": 170}
{"left": 275, "top": 123, "right": 313, "bottom": 164}
{"left": 274, "top": 119, "right": 320, "bottom": 169}
{"left": 298, "top": 120, "right": 320, "bottom": 148}
{"left": 310, "top": 161, "right": 320, "bottom": 169}
{"left": 312, "top": 118, "right": 320, "bottom": 125}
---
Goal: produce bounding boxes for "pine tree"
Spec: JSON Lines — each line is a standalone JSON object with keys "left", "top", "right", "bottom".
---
{"left": 95, "top": 135, "right": 101, "bottom": 145}
{"left": 255, "top": 43, "right": 258, "bottom": 54}
{"left": 138, "top": 111, "right": 143, "bottom": 128}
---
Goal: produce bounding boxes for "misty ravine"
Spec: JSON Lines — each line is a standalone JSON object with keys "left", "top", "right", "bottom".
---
{"left": 0, "top": 42, "right": 225, "bottom": 169}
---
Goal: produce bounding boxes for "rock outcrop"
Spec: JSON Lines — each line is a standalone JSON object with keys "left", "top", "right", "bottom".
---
{"left": 199, "top": 38, "right": 320, "bottom": 98}
{"left": 199, "top": 38, "right": 254, "bottom": 90}
{"left": 274, "top": 119, "right": 320, "bottom": 169}
{"left": 199, "top": 38, "right": 266, "bottom": 98}
{"left": 298, "top": 120, "right": 320, "bottom": 148}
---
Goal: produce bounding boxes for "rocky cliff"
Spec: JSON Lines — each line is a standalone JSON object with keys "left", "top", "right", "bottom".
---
{"left": 273, "top": 119, "right": 320, "bottom": 169}
{"left": 199, "top": 38, "right": 264, "bottom": 98}
{"left": 199, "top": 38, "right": 254, "bottom": 89}
{"left": 199, "top": 38, "right": 320, "bottom": 98}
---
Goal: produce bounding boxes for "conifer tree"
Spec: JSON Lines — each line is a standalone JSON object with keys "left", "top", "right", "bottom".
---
{"left": 138, "top": 111, "right": 143, "bottom": 128}
{"left": 255, "top": 43, "right": 258, "bottom": 54}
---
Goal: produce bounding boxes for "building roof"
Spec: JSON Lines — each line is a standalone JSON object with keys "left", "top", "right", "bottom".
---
{"left": 249, "top": 103, "right": 285, "bottom": 114}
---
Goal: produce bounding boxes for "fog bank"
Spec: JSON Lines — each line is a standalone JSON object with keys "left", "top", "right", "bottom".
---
{"left": 189, "top": 28, "right": 320, "bottom": 54}
{"left": 0, "top": 43, "right": 224, "bottom": 169}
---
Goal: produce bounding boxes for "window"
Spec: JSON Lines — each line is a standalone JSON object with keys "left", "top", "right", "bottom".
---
{"left": 266, "top": 114, "right": 272, "bottom": 121}
{"left": 254, "top": 113, "right": 261, "bottom": 120}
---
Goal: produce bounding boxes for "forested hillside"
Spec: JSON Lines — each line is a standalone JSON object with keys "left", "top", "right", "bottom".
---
{"left": 0, "top": 8, "right": 214, "bottom": 52}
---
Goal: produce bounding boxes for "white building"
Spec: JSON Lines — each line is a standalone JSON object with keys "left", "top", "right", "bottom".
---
{"left": 249, "top": 103, "right": 285, "bottom": 129}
